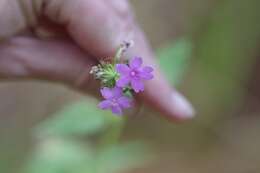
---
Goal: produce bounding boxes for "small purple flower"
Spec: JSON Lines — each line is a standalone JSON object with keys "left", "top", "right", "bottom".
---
{"left": 116, "top": 57, "right": 154, "bottom": 92}
{"left": 98, "top": 87, "right": 132, "bottom": 115}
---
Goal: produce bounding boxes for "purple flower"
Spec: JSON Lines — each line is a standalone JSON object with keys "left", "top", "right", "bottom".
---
{"left": 98, "top": 87, "right": 132, "bottom": 115}
{"left": 116, "top": 57, "right": 154, "bottom": 92}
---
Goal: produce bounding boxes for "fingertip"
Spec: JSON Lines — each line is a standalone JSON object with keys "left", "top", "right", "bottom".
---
{"left": 169, "top": 91, "right": 195, "bottom": 121}
{"left": 140, "top": 79, "right": 195, "bottom": 122}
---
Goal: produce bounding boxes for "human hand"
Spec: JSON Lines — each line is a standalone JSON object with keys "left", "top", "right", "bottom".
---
{"left": 0, "top": 0, "right": 194, "bottom": 121}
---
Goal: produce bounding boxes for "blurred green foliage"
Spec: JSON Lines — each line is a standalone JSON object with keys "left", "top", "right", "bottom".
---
{"left": 157, "top": 38, "right": 192, "bottom": 85}
{"left": 35, "top": 101, "right": 120, "bottom": 137}
{"left": 24, "top": 101, "right": 150, "bottom": 173}
{"left": 25, "top": 138, "right": 149, "bottom": 173}
{"left": 189, "top": 0, "right": 260, "bottom": 124}
{"left": 23, "top": 38, "right": 191, "bottom": 173}
{"left": 26, "top": 139, "right": 94, "bottom": 173}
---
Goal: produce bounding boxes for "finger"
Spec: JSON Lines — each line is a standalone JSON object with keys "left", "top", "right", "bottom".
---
{"left": 107, "top": 1, "right": 195, "bottom": 121}
{"left": 0, "top": 36, "right": 99, "bottom": 95}
{"left": 43, "top": 0, "right": 133, "bottom": 58}
{"left": 0, "top": 36, "right": 140, "bottom": 115}
{"left": 125, "top": 26, "right": 195, "bottom": 122}
{"left": 42, "top": 0, "right": 195, "bottom": 121}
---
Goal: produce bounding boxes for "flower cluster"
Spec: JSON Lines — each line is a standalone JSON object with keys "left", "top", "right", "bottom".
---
{"left": 90, "top": 42, "right": 154, "bottom": 115}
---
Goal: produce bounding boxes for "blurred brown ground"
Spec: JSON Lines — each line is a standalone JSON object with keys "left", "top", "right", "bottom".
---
{"left": 1, "top": 0, "right": 260, "bottom": 173}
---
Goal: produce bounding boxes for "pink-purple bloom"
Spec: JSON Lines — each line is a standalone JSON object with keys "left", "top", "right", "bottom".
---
{"left": 116, "top": 57, "right": 154, "bottom": 92}
{"left": 94, "top": 54, "right": 154, "bottom": 115}
{"left": 98, "top": 87, "right": 132, "bottom": 115}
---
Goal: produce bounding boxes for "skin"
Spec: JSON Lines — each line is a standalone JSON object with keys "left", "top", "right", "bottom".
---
{"left": 0, "top": 0, "right": 195, "bottom": 122}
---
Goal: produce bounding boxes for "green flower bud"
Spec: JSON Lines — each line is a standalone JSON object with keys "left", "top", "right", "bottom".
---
{"left": 90, "top": 62, "right": 119, "bottom": 88}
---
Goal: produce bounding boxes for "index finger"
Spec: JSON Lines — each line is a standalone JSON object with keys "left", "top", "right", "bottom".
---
{"left": 124, "top": 26, "right": 195, "bottom": 121}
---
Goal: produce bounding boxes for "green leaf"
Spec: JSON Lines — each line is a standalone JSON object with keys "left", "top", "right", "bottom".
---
{"left": 26, "top": 100, "right": 151, "bottom": 173}
{"left": 96, "top": 142, "right": 152, "bottom": 173}
{"left": 157, "top": 38, "right": 193, "bottom": 85}
{"left": 34, "top": 101, "right": 123, "bottom": 137}
{"left": 25, "top": 140, "right": 151, "bottom": 173}
{"left": 24, "top": 139, "right": 94, "bottom": 173}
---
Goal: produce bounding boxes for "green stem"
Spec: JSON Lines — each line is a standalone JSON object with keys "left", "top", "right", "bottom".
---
{"left": 114, "top": 45, "right": 124, "bottom": 64}
{"left": 114, "top": 41, "right": 132, "bottom": 64}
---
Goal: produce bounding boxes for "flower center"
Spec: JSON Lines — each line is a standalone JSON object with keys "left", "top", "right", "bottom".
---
{"left": 130, "top": 71, "right": 136, "bottom": 77}
{"left": 111, "top": 98, "right": 118, "bottom": 106}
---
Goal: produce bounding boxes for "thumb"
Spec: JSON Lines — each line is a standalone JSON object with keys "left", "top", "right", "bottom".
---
{"left": 0, "top": 37, "right": 98, "bottom": 95}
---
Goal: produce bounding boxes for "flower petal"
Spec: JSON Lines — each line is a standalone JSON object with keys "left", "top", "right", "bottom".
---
{"left": 131, "top": 79, "right": 144, "bottom": 93}
{"left": 130, "top": 57, "right": 142, "bottom": 69}
{"left": 98, "top": 100, "right": 111, "bottom": 109}
{"left": 142, "top": 66, "right": 154, "bottom": 73}
{"left": 116, "top": 64, "right": 130, "bottom": 75}
{"left": 100, "top": 87, "right": 113, "bottom": 99}
{"left": 118, "top": 96, "right": 132, "bottom": 108}
{"left": 111, "top": 105, "right": 123, "bottom": 115}
{"left": 116, "top": 77, "right": 130, "bottom": 87}
{"left": 140, "top": 71, "right": 154, "bottom": 80}
{"left": 111, "top": 87, "right": 123, "bottom": 98}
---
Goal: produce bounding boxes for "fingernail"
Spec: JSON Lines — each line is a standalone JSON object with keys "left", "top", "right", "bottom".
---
{"left": 171, "top": 92, "right": 195, "bottom": 119}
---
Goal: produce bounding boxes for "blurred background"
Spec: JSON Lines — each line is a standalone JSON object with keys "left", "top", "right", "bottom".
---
{"left": 1, "top": 0, "right": 260, "bottom": 173}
